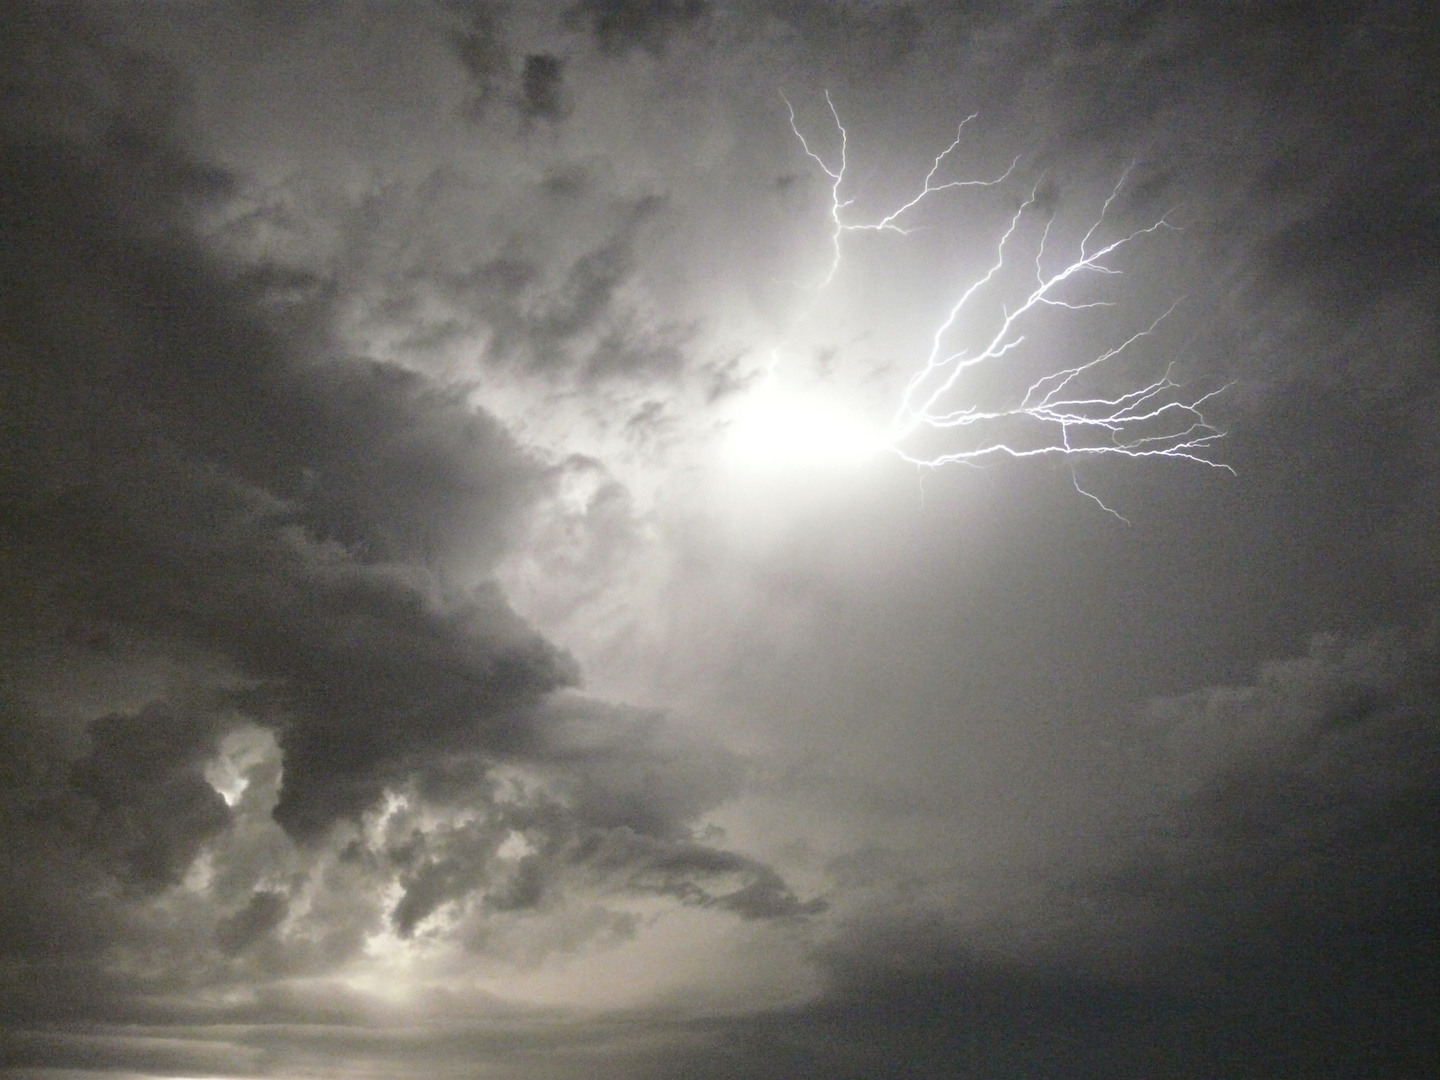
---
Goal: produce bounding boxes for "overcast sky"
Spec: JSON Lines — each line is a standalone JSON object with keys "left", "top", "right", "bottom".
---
{"left": 1, "top": 1, "right": 1436, "bottom": 1077}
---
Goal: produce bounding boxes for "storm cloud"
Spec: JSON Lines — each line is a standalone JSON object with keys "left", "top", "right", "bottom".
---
{"left": 0, "top": 2, "right": 814, "bottom": 1042}
{"left": 2, "top": 0, "right": 1437, "bottom": 1076}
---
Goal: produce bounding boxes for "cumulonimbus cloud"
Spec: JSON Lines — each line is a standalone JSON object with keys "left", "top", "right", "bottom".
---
{"left": 0, "top": 4, "right": 817, "bottom": 1030}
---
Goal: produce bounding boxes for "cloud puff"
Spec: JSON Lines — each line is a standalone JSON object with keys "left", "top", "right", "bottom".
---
{"left": 446, "top": 7, "right": 569, "bottom": 126}
{"left": 447, "top": 2, "right": 511, "bottom": 120}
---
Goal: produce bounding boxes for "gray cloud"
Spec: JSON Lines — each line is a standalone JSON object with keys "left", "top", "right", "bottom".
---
{"left": 566, "top": 0, "right": 711, "bottom": 57}
{"left": 448, "top": 2, "right": 511, "bottom": 120}
{"left": 215, "top": 889, "right": 289, "bottom": 955}
{"left": 353, "top": 695, "right": 820, "bottom": 935}
{"left": 530, "top": 194, "right": 669, "bottom": 365}
{"left": 756, "top": 624, "right": 1440, "bottom": 1077}
{"left": 772, "top": 1, "right": 925, "bottom": 77}
{"left": 66, "top": 703, "right": 232, "bottom": 889}
{"left": 258, "top": 163, "right": 684, "bottom": 386}
{"left": 520, "top": 54, "right": 567, "bottom": 123}
{"left": 0, "top": 4, "right": 808, "bottom": 1018}
{"left": 4, "top": 1, "right": 1436, "bottom": 1076}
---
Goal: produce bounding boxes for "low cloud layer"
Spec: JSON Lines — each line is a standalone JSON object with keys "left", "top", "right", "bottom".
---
{"left": 606, "top": 626, "right": 1440, "bottom": 1078}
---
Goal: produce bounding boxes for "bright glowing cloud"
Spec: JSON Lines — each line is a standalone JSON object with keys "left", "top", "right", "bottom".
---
{"left": 721, "top": 377, "right": 887, "bottom": 472}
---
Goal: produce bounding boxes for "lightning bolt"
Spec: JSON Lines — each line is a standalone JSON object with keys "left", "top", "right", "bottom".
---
{"left": 783, "top": 93, "right": 1232, "bottom": 520}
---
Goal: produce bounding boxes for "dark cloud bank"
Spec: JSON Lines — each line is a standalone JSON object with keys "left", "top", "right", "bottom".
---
{"left": 2, "top": 0, "right": 1439, "bottom": 1077}
{"left": 0, "top": 1, "right": 813, "bottom": 1062}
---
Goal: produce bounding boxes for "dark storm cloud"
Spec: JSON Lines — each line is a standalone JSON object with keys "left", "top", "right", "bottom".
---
{"left": 256, "top": 575, "right": 577, "bottom": 840}
{"left": 520, "top": 54, "right": 567, "bottom": 122}
{"left": 5, "top": 1, "right": 1436, "bottom": 1077}
{"left": 448, "top": 1, "right": 511, "bottom": 120}
{"left": 67, "top": 703, "right": 232, "bottom": 889}
{"left": 2, "top": 29, "right": 547, "bottom": 565}
{"left": 4, "top": 219, "right": 578, "bottom": 837}
{"left": 0, "top": 0, "right": 804, "bottom": 1000}
{"left": 566, "top": 0, "right": 711, "bottom": 57}
{"left": 0, "top": 0, "right": 575, "bottom": 839}
{"left": 589, "top": 627, "right": 1440, "bottom": 1079}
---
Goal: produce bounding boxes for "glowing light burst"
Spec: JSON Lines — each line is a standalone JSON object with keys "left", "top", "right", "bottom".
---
{"left": 725, "top": 387, "right": 886, "bottom": 469}
{"left": 781, "top": 92, "right": 1232, "bottom": 519}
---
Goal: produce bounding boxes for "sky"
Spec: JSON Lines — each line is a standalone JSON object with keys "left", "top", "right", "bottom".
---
{"left": 0, "top": 1, "right": 1436, "bottom": 1077}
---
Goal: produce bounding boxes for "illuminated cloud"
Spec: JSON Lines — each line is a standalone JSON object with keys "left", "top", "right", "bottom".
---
{"left": 0, "top": 3, "right": 817, "bottom": 1042}
{"left": 2, "top": 0, "right": 1436, "bottom": 1077}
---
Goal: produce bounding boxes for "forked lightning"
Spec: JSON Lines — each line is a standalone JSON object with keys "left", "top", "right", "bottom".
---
{"left": 785, "top": 92, "right": 1231, "bottom": 519}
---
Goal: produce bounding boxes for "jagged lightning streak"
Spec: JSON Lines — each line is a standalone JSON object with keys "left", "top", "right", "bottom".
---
{"left": 784, "top": 92, "right": 1020, "bottom": 288}
{"left": 783, "top": 93, "right": 1232, "bottom": 520}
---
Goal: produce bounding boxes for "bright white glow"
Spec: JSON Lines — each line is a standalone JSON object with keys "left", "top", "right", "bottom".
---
{"left": 182, "top": 850, "right": 215, "bottom": 893}
{"left": 202, "top": 724, "right": 277, "bottom": 806}
{"left": 203, "top": 757, "right": 249, "bottom": 807}
{"left": 496, "top": 830, "right": 536, "bottom": 861}
{"left": 722, "top": 380, "right": 886, "bottom": 472}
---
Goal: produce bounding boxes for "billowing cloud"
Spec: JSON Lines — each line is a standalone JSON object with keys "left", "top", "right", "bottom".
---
{"left": 2, "top": 0, "right": 1436, "bottom": 1076}
{"left": 67, "top": 703, "right": 233, "bottom": 889}
{"left": 0, "top": 4, "right": 815, "bottom": 1045}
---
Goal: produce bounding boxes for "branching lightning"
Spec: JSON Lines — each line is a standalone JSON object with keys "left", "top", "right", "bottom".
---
{"left": 781, "top": 92, "right": 1232, "bottom": 519}
{"left": 785, "top": 92, "right": 1020, "bottom": 288}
